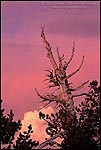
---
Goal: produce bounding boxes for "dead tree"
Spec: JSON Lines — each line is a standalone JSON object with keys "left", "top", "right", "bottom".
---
{"left": 35, "top": 27, "right": 89, "bottom": 149}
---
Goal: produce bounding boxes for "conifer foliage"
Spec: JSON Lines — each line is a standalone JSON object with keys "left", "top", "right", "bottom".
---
{"left": 1, "top": 100, "right": 39, "bottom": 149}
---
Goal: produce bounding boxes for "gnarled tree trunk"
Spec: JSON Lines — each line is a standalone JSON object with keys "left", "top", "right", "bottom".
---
{"left": 35, "top": 27, "right": 89, "bottom": 149}
{"left": 39, "top": 27, "right": 87, "bottom": 122}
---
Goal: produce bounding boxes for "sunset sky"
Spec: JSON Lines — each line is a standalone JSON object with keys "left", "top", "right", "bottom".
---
{"left": 1, "top": 1, "right": 100, "bottom": 141}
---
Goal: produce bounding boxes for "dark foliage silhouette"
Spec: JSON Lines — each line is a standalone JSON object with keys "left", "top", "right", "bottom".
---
{"left": 37, "top": 81, "right": 100, "bottom": 149}
{"left": 1, "top": 100, "right": 39, "bottom": 149}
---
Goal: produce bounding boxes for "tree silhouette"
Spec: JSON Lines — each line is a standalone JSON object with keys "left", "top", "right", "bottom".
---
{"left": 1, "top": 100, "right": 22, "bottom": 149}
{"left": 34, "top": 28, "right": 100, "bottom": 149}
{"left": 1, "top": 100, "right": 39, "bottom": 149}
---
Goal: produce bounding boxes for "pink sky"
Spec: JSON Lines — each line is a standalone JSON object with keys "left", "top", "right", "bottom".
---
{"left": 1, "top": 1, "right": 100, "bottom": 122}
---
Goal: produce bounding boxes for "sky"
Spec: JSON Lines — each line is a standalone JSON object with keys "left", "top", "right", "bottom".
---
{"left": 1, "top": 1, "right": 100, "bottom": 143}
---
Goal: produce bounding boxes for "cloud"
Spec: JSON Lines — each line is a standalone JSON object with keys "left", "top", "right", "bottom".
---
{"left": 20, "top": 107, "right": 54, "bottom": 143}
{"left": 12, "top": 106, "right": 62, "bottom": 148}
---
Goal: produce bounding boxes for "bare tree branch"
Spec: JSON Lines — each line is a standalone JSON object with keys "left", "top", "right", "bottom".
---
{"left": 71, "top": 80, "right": 89, "bottom": 91}
{"left": 67, "top": 56, "right": 84, "bottom": 79}
{"left": 35, "top": 88, "right": 54, "bottom": 109}
{"left": 56, "top": 47, "right": 66, "bottom": 77}
{"left": 57, "top": 47, "right": 64, "bottom": 67}
{"left": 35, "top": 131, "right": 63, "bottom": 149}
{"left": 38, "top": 102, "right": 51, "bottom": 110}
{"left": 34, "top": 88, "right": 47, "bottom": 100}
{"left": 34, "top": 88, "right": 50, "bottom": 101}
{"left": 63, "top": 41, "right": 75, "bottom": 71}
{"left": 35, "top": 88, "right": 61, "bottom": 109}
{"left": 66, "top": 40, "right": 75, "bottom": 66}
{"left": 44, "top": 69, "right": 60, "bottom": 87}
{"left": 41, "top": 27, "right": 58, "bottom": 70}
{"left": 72, "top": 93, "right": 89, "bottom": 98}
